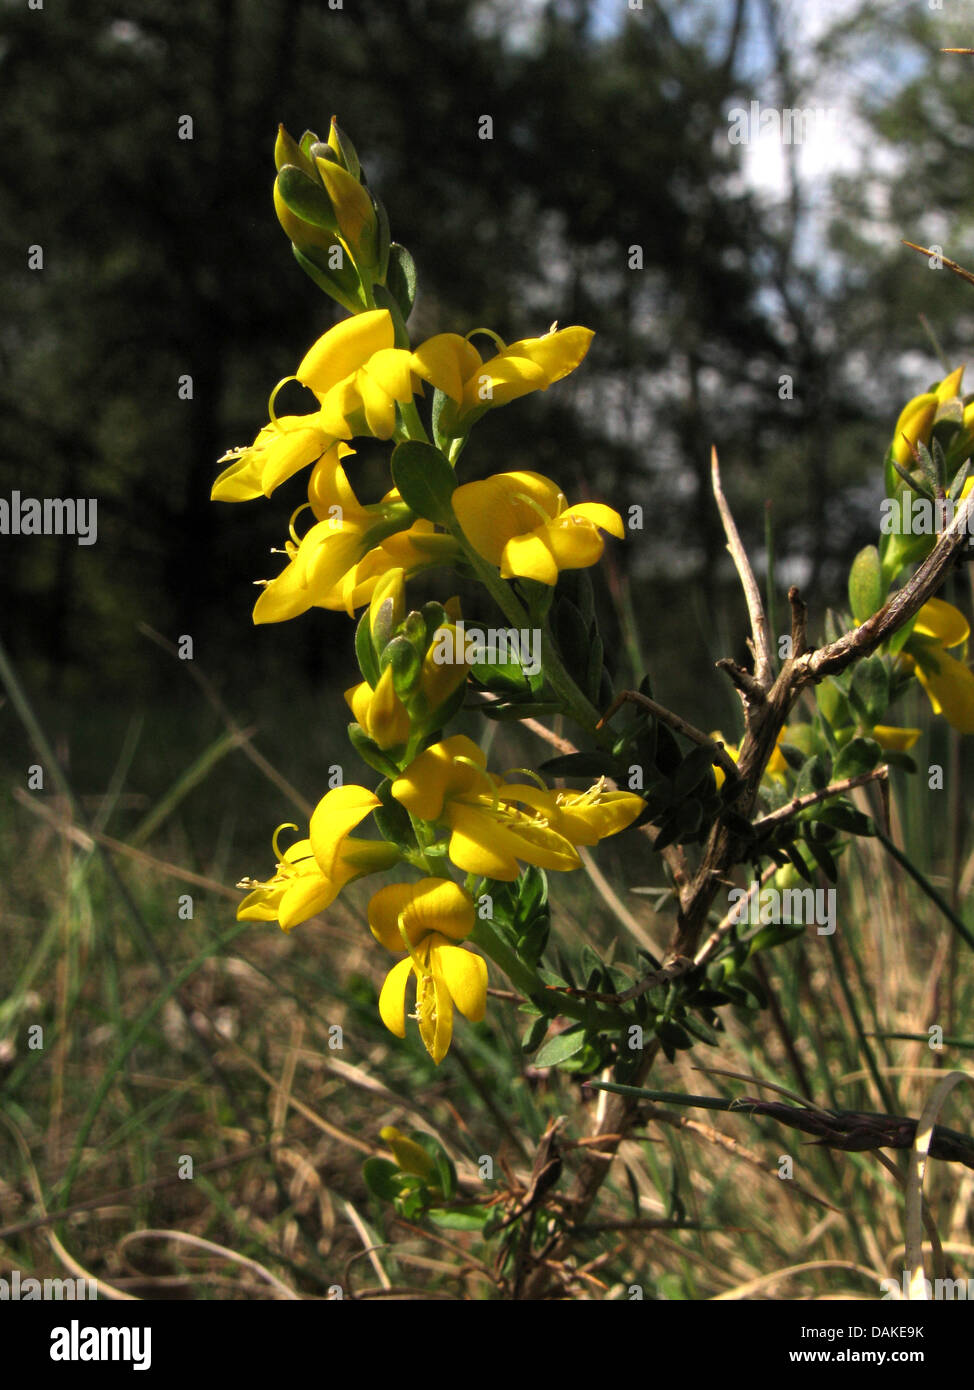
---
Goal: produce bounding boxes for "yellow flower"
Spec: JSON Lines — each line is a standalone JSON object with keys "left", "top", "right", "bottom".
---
{"left": 369, "top": 878, "right": 487, "bottom": 1064}
{"left": 391, "top": 735, "right": 641, "bottom": 880}
{"left": 890, "top": 366, "right": 965, "bottom": 468}
{"left": 236, "top": 785, "right": 399, "bottom": 930}
{"left": 903, "top": 597, "right": 974, "bottom": 733}
{"left": 252, "top": 453, "right": 453, "bottom": 623}
{"left": 379, "top": 1126, "right": 437, "bottom": 1180}
{"left": 212, "top": 311, "right": 484, "bottom": 502}
{"left": 212, "top": 416, "right": 337, "bottom": 503}
{"left": 346, "top": 666, "right": 412, "bottom": 750}
{"left": 390, "top": 735, "right": 580, "bottom": 880}
{"left": 870, "top": 725, "right": 921, "bottom": 752}
{"left": 423, "top": 325, "right": 594, "bottom": 437}
{"left": 452, "top": 471, "right": 624, "bottom": 585}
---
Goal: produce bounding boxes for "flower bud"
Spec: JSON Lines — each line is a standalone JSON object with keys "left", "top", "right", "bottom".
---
{"left": 368, "top": 568, "right": 406, "bottom": 654}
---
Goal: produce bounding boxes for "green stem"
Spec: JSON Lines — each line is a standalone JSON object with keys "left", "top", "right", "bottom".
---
{"left": 399, "top": 399, "right": 431, "bottom": 444}
{"left": 470, "top": 918, "right": 631, "bottom": 1032}
{"left": 446, "top": 521, "right": 602, "bottom": 732}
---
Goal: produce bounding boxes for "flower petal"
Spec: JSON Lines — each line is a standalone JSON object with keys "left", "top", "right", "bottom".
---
{"left": 871, "top": 724, "right": 922, "bottom": 752}
{"left": 914, "top": 651, "right": 974, "bottom": 733}
{"left": 430, "top": 937, "right": 488, "bottom": 1021}
{"left": 500, "top": 530, "right": 560, "bottom": 584}
{"left": 391, "top": 735, "right": 488, "bottom": 821}
{"left": 410, "top": 334, "right": 483, "bottom": 403}
{"left": 561, "top": 502, "right": 626, "bottom": 539}
{"left": 296, "top": 310, "right": 393, "bottom": 394}
{"left": 914, "top": 597, "right": 970, "bottom": 649}
{"left": 278, "top": 872, "right": 340, "bottom": 931}
{"left": 378, "top": 956, "right": 415, "bottom": 1038}
{"left": 309, "top": 784, "right": 381, "bottom": 874}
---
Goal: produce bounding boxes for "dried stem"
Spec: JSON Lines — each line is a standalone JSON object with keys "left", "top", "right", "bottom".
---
{"left": 711, "top": 446, "right": 774, "bottom": 692}
{"left": 750, "top": 766, "right": 889, "bottom": 834}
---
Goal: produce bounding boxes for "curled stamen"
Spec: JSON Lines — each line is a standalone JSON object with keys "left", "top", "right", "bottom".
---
{"left": 397, "top": 909, "right": 429, "bottom": 974}
{"left": 271, "top": 822, "right": 300, "bottom": 863}
{"left": 503, "top": 766, "right": 550, "bottom": 791}
{"left": 464, "top": 326, "right": 507, "bottom": 353}
{"left": 267, "top": 374, "right": 301, "bottom": 428}
{"left": 288, "top": 501, "right": 313, "bottom": 546}
{"left": 512, "top": 491, "right": 556, "bottom": 526}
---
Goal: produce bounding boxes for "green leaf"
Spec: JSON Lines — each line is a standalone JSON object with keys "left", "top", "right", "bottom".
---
{"left": 803, "top": 836, "right": 838, "bottom": 882}
{"left": 815, "top": 801, "right": 874, "bottom": 836}
{"left": 469, "top": 645, "right": 532, "bottom": 697}
{"left": 355, "top": 610, "right": 380, "bottom": 686}
{"left": 371, "top": 282, "right": 410, "bottom": 348}
{"left": 362, "top": 1157, "right": 401, "bottom": 1202}
{"left": 521, "top": 1015, "right": 549, "bottom": 1054}
{"left": 372, "top": 778, "right": 416, "bottom": 852}
{"left": 948, "top": 458, "right": 972, "bottom": 500}
{"left": 533, "top": 1027, "right": 587, "bottom": 1068}
{"left": 586, "top": 633, "right": 604, "bottom": 703}
{"left": 380, "top": 633, "right": 423, "bottom": 701}
{"left": 277, "top": 164, "right": 338, "bottom": 231}
{"left": 552, "top": 596, "right": 593, "bottom": 678}
{"left": 783, "top": 843, "right": 814, "bottom": 882}
{"left": 427, "top": 1208, "right": 488, "bottom": 1231}
{"left": 386, "top": 242, "right": 417, "bottom": 321}
{"left": 747, "top": 923, "right": 805, "bottom": 956}
{"left": 434, "top": 1151, "right": 457, "bottom": 1201}
{"left": 673, "top": 743, "right": 719, "bottom": 799}
{"left": 794, "top": 754, "right": 831, "bottom": 798}
{"left": 848, "top": 545, "right": 883, "bottom": 623}
{"left": 656, "top": 1020, "right": 693, "bottom": 1053}
{"left": 391, "top": 441, "right": 456, "bottom": 524}
{"left": 347, "top": 723, "right": 400, "bottom": 776}
{"left": 373, "top": 194, "right": 391, "bottom": 283}
{"left": 290, "top": 243, "right": 364, "bottom": 314}
{"left": 850, "top": 656, "right": 889, "bottom": 724}
{"left": 815, "top": 678, "right": 851, "bottom": 730}
{"left": 833, "top": 736, "right": 881, "bottom": 780}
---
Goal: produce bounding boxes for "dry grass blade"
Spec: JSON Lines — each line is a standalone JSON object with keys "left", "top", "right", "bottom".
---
{"left": 117, "top": 1230, "right": 300, "bottom": 1300}
{"left": 904, "top": 1071, "right": 973, "bottom": 1299}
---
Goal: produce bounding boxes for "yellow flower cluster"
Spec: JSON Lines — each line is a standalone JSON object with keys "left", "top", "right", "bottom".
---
{"left": 217, "top": 119, "right": 641, "bottom": 1066}
{"left": 213, "top": 309, "right": 607, "bottom": 620}
{"left": 237, "top": 740, "right": 643, "bottom": 1062}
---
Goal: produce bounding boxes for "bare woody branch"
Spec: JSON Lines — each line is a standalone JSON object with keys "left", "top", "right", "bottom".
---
{"left": 750, "top": 766, "right": 889, "bottom": 834}
{"left": 711, "top": 446, "right": 774, "bottom": 692}
{"left": 599, "top": 689, "right": 741, "bottom": 785}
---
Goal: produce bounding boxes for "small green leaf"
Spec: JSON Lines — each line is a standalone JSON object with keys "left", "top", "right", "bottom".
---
{"left": 673, "top": 743, "right": 719, "bottom": 799}
{"left": 848, "top": 544, "right": 884, "bottom": 623}
{"left": 362, "top": 1157, "right": 401, "bottom": 1202}
{"left": 833, "top": 736, "right": 881, "bottom": 780}
{"left": 277, "top": 164, "right": 338, "bottom": 231}
{"left": 850, "top": 656, "right": 889, "bottom": 724}
{"left": 814, "top": 801, "right": 874, "bottom": 836}
{"left": 794, "top": 754, "right": 831, "bottom": 798}
{"left": 533, "top": 1027, "right": 587, "bottom": 1068}
{"left": 355, "top": 610, "right": 380, "bottom": 686}
{"left": 387, "top": 242, "right": 417, "bottom": 320}
{"left": 427, "top": 1208, "right": 488, "bottom": 1231}
{"left": 803, "top": 835, "right": 838, "bottom": 882}
{"left": 391, "top": 441, "right": 456, "bottom": 524}
{"left": 816, "top": 678, "right": 851, "bottom": 730}
{"left": 521, "top": 1015, "right": 549, "bottom": 1054}
{"left": 347, "top": 723, "right": 400, "bottom": 776}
